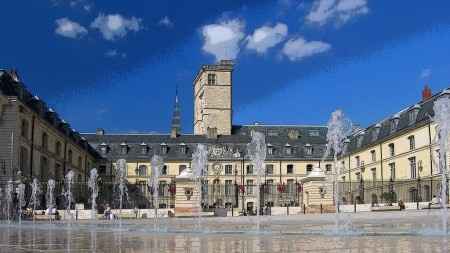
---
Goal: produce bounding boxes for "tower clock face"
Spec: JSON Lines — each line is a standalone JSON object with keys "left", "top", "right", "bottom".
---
{"left": 213, "top": 163, "right": 222, "bottom": 175}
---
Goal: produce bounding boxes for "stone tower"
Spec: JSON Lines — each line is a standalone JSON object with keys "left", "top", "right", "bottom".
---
{"left": 193, "top": 60, "right": 233, "bottom": 136}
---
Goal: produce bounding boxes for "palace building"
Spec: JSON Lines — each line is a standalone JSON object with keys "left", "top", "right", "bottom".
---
{"left": 337, "top": 85, "right": 448, "bottom": 205}
{"left": 82, "top": 60, "right": 334, "bottom": 211}
{"left": 1, "top": 60, "right": 449, "bottom": 212}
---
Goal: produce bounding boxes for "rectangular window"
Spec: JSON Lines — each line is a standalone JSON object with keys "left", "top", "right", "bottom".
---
{"left": 55, "top": 163, "right": 62, "bottom": 181}
{"left": 371, "top": 168, "right": 376, "bottom": 186}
{"left": 287, "top": 179, "right": 294, "bottom": 193}
{"left": 266, "top": 164, "right": 274, "bottom": 175}
{"left": 409, "top": 157, "right": 417, "bottom": 179}
{"left": 370, "top": 150, "right": 376, "bottom": 162}
{"left": 19, "top": 146, "right": 28, "bottom": 174}
{"left": 225, "top": 165, "right": 233, "bottom": 175}
{"left": 161, "top": 165, "right": 168, "bottom": 175}
{"left": 55, "top": 141, "right": 62, "bottom": 157}
{"left": 388, "top": 143, "right": 395, "bottom": 157}
{"left": 355, "top": 156, "right": 360, "bottom": 167}
{"left": 306, "top": 164, "right": 313, "bottom": 174}
{"left": 389, "top": 163, "right": 396, "bottom": 180}
{"left": 287, "top": 164, "right": 294, "bottom": 174}
{"left": 246, "top": 165, "right": 253, "bottom": 175}
{"left": 21, "top": 120, "right": 29, "bottom": 139}
{"left": 408, "top": 136, "right": 415, "bottom": 150}
{"left": 225, "top": 180, "right": 232, "bottom": 196}
{"left": 179, "top": 165, "right": 187, "bottom": 175}
{"left": 325, "top": 164, "right": 332, "bottom": 174}
{"left": 207, "top": 73, "right": 216, "bottom": 85}
{"left": 246, "top": 179, "right": 254, "bottom": 194}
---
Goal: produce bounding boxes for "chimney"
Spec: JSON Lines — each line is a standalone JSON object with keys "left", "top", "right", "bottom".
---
{"left": 422, "top": 85, "right": 432, "bottom": 101}
{"left": 96, "top": 128, "right": 105, "bottom": 135}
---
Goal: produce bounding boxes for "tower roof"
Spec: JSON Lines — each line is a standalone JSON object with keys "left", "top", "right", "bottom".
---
{"left": 170, "top": 86, "right": 181, "bottom": 137}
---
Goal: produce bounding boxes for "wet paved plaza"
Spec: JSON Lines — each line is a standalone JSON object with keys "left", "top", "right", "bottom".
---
{"left": 0, "top": 210, "right": 449, "bottom": 252}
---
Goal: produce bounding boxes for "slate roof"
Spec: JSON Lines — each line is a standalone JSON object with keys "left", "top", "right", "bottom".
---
{"left": 342, "top": 87, "right": 450, "bottom": 156}
{"left": 81, "top": 124, "right": 332, "bottom": 161}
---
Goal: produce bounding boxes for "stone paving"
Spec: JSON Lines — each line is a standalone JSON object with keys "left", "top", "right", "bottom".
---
{"left": 0, "top": 210, "right": 449, "bottom": 252}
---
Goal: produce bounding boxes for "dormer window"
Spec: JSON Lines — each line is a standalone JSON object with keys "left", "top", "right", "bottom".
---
{"left": 288, "top": 130, "right": 299, "bottom": 140}
{"left": 140, "top": 142, "right": 148, "bottom": 155}
{"left": 161, "top": 143, "right": 168, "bottom": 154}
{"left": 120, "top": 142, "right": 128, "bottom": 155}
{"left": 304, "top": 144, "right": 313, "bottom": 155}
{"left": 390, "top": 115, "right": 400, "bottom": 133}
{"left": 343, "top": 139, "right": 350, "bottom": 152}
{"left": 179, "top": 143, "right": 187, "bottom": 154}
{"left": 207, "top": 73, "right": 216, "bottom": 85}
{"left": 372, "top": 124, "right": 381, "bottom": 142}
{"left": 267, "top": 144, "right": 274, "bottom": 155}
{"left": 100, "top": 143, "right": 108, "bottom": 155}
{"left": 309, "top": 130, "right": 320, "bottom": 137}
{"left": 409, "top": 104, "right": 420, "bottom": 125}
{"left": 357, "top": 132, "right": 364, "bottom": 148}
{"left": 285, "top": 144, "right": 292, "bottom": 155}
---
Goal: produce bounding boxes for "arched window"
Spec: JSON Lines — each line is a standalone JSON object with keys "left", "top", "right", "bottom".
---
{"left": 42, "top": 132, "right": 48, "bottom": 151}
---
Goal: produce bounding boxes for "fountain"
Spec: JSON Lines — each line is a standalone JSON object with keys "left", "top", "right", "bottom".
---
{"left": 88, "top": 168, "right": 99, "bottom": 220}
{"left": 17, "top": 181, "right": 25, "bottom": 224}
{"left": 247, "top": 131, "right": 267, "bottom": 230}
{"left": 433, "top": 97, "right": 450, "bottom": 234}
{"left": 115, "top": 159, "right": 128, "bottom": 224}
{"left": 46, "top": 179, "right": 56, "bottom": 223}
{"left": 325, "top": 109, "right": 353, "bottom": 232}
{"left": 6, "top": 180, "right": 13, "bottom": 223}
{"left": 64, "top": 170, "right": 75, "bottom": 221}
{"left": 150, "top": 155, "right": 164, "bottom": 231}
{"left": 29, "top": 178, "right": 41, "bottom": 223}
{"left": 191, "top": 144, "right": 208, "bottom": 231}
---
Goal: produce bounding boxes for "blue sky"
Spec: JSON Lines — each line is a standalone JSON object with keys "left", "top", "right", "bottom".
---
{"left": 1, "top": 0, "right": 450, "bottom": 133}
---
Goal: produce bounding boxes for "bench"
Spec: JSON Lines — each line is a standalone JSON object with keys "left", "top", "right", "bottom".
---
{"left": 34, "top": 214, "right": 60, "bottom": 220}
{"left": 371, "top": 205, "right": 401, "bottom": 212}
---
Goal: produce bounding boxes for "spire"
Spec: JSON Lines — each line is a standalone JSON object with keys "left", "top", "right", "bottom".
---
{"left": 171, "top": 85, "right": 181, "bottom": 138}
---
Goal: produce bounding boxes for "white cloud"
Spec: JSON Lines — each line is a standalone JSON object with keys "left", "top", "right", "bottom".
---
{"left": 91, "top": 13, "right": 142, "bottom": 41}
{"left": 306, "top": 0, "right": 369, "bottom": 26}
{"left": 420, "top": 68, "right": 432, "bottom": 79}
{"left": 55, "top": 18, "right": 87, "bottom": 39}
{"left": 282, "top": 37, "right": 331, "bottom": 61}
{"left": 105, "top": 49, "right": 127, "bottom": 58}
{"left": 158, "top": 16, "right": 173, "bottom": 28}
{"left": 51, "top": 0, "right": 92, "bottom": 12}
{"left": 246, "top": 23, "right": 288, "bottom": 54}
{"left": 201, "top": 19, "right": 245, "bottom": 61}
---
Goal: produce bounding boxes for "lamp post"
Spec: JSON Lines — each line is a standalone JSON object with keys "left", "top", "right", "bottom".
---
{"left": 234, "top": 168, "right": 238, "bottom": 209}
{"left": 417, "top": 160, "right": 423, "bottom": 206}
